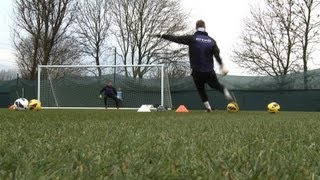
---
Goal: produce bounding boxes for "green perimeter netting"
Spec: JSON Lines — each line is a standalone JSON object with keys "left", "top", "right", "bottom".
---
{"left": 1, "top": 68, "right": 320, "bottom": 110}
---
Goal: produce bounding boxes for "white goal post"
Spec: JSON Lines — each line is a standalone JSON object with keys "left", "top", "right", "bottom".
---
{"left": 37, "top": 64, "right": 172, "bottom": 110}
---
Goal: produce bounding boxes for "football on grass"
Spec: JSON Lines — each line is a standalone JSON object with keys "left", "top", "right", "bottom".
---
{"left": 14, "top": 98, "right": 29, "bottom": 111}
{"left": 29, "top": 99, "right": 42, "bottom": 111}
{"left": 268, "top": 102, "right": 280, "bottom": 113}
{"left": 227, "top": 102, "right": 239, "bottom": 112}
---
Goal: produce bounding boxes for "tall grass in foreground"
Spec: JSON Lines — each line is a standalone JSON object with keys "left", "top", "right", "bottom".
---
{"left": 0, "top": 109, "right": 320, "bottom": 179}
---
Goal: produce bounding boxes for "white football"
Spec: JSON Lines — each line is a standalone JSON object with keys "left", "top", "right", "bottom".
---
{"left": 14, "top": 98, "right": 29, "bottom": 110}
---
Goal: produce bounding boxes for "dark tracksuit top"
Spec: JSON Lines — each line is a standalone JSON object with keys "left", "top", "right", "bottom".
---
{"left": 160, "top": 31, "right": 226, "bottom": 103}
{"left": 100, "top": 85, "right": 117, "bottom": 97}
{"left": 100, "top": 85, "right": 119, "bottom": 108}
{"left": 161, "top": 31, "right": 223, "bottom": 73}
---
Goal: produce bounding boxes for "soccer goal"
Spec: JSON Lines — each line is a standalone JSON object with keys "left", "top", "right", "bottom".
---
{"left": 37, "top": 64, "right": 172, "bottom": 110}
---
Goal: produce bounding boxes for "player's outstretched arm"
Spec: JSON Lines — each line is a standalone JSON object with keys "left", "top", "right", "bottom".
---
{"left": 151, "top": 34, "right": 195, "bottom": 45}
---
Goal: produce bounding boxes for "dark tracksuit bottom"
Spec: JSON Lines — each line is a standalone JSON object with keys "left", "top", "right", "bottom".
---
{"left": 104, "top": 94, "right": 119, "bottom": 108}
{"left": 192, "top": 70, "right": 225, "bottom": 103}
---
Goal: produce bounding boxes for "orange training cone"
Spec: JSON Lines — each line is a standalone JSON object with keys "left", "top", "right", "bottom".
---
{"left": 176, "top": 105, "right": 189, "bottom": 113}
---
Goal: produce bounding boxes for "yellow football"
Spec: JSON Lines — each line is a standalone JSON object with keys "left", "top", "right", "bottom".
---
{"left": 267, "top": 102, "right": 280, "bottom": 113}
{"left": 227, "top": 102, "right": 239, "bottom": 112}
{"left": 29, "top": 99, "right": 42, "bottom": 111}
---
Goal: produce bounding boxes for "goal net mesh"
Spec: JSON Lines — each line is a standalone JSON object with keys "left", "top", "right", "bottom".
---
{"left": 38, "top": 65, "right": 172, "bottom": 109}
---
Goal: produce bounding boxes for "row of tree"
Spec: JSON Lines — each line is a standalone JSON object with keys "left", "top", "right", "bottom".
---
{"left": 12, "top": 0, "right": 190, "bottom": 80}
{"left": 233, "top": 0, "right": 320, "bottom": 77}
{"left": 0, "top": 69, "right": 17, "bottom": 81}
{"left": 11, "top": 0, "right": 320, "bottom": 81}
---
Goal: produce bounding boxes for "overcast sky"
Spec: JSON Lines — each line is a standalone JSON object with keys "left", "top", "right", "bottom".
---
{"left": 0, "top": 0, "right": 254, "bottom": 75}
{"left": 0, "top": 0, "right": 13, "bottom": 69}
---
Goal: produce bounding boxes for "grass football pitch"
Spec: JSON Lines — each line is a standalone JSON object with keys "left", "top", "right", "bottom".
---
{"left": 1, "top": 109, "right": 320, "bottom": 179}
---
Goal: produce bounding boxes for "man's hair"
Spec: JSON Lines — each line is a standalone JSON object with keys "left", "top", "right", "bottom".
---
{"left": 196, "top": 20, "right": 206, "bottom": 29}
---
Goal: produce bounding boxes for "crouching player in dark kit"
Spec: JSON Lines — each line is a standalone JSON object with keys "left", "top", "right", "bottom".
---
{"left": 99, "top": 81, "right": 120, "bottom": 109}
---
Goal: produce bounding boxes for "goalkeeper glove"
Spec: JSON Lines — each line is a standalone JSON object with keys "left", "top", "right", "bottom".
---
{"left": 220, "top": 64, "right": 229, "bottom": 76}
{"left": 99, "top": 94, "right": 102, "bottom": 99}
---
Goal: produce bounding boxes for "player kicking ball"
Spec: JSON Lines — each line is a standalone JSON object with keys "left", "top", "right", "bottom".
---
{"left": 151, "top": 20, "right": 236, "bottom": 112}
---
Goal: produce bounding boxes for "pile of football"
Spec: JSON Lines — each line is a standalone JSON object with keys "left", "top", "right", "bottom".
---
{"left": 225, "top": 101, "right": 281, "bottom": 113}
{"left": 9, "top": 98, "right": 42, "bottom": 111}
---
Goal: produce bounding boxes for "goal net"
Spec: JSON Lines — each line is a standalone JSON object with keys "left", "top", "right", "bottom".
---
{"left": 38, "top": 65, "right": 172, "bottom": 110}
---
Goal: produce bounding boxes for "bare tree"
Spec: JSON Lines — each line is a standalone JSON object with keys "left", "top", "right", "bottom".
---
{"left": 166, "top": 59, "right": 190, "bottom": 78}
{"left": 14, "top": 34, "right": 82, "bottom": 79}
{"left": 294, "top": 0, "right": 320, "bottom": 88}
{"left": 110, "top": 0, "right": 189, "bottom": 78}
{"left": 156, "top": 49, "right": 190, "bottom": 78}
{"left": 295, "top": 0, "right": 320, "bottom": 72}
{"left": 13, "top": 35, "right": 37, "bottom": 79}
{"left": 74, "top": 0, "right": 111, "bottom": 77}
{"left": 12, "top": 0, "right": 78, "bottom": 80}
{"left": 233, "top": 0, "right": 302, "bottom": 76}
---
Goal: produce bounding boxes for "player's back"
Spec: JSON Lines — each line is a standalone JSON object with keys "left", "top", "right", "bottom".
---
{"left": 189, "top": 31, "right": 215, "bottom": 72}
